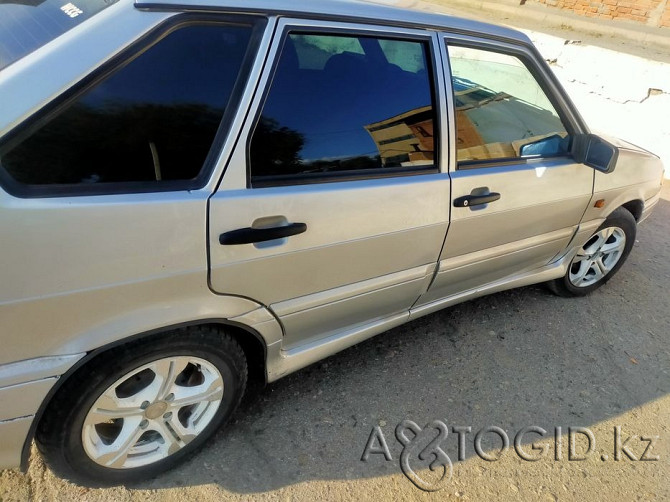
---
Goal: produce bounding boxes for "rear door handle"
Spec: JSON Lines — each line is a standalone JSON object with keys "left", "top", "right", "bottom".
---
{"left": 219, "top": 222, "right": 307, "bottom": 245}
{"left": 454, "top": 192, "right": 501, "bottom": 208}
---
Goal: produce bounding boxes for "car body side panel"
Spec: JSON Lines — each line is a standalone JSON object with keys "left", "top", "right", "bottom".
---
{"left": 0, "top": 355, "right": 83, "bottom": 389}
{"left": 0, "top": 417, "right": 33, "bottom": 470}
{"left": 275, "top": 265, "right": 436, "bottom": 349}
{"left": 210, "top": 181, "right": 450, "bottom": 304}
{"left": 0, "top": 378, "right": 57, "bottom": 422}
{"left": 423, "top": 227, "right": 575, "bottom": 304}
{"left": 0, "top": 187, "right": 285, "bottom": 365}
{"left": 581, "top": 146, "right": 664, "bottom": 224}
{"left": 0, "top": 191, "right": 201, "bottom": 364}
{"left": 418, "top": 160, "right": 594, "bottom": 303}
{"left": 0, "top": 269, "right": 280, "bottom": 366}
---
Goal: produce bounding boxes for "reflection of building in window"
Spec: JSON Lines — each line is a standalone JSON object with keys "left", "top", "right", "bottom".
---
{"left": 452, "top": 77, "right": 567, "bottom": 162}
{"left": 455, "top": 89, "right": 516, "bottom": 161}
{"left": 365, "top": 105, "right": 434, "bottom": 167}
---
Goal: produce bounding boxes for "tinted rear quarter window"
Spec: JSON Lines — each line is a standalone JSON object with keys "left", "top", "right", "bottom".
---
{"left": 0, "top": 21, "right": 254, "bottom": 193}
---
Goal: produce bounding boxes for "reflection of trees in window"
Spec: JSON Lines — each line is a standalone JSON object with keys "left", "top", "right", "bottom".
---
{"left": 249, "top": 117, "right": 305, "bottom": 177}
{"left": 251, "top": 117, "right": 383, "bottom": 176}
{"left": 250, "top": 117, "right": 381, "bottom": 176}
{"left": 302, "top": 155, "right": 381, "bottom": 173}
{"left": 2, "top": 102, "right": 223, "bottom": 184}
{"left": 290, "top": 35, "right": 364, "bottom": 70}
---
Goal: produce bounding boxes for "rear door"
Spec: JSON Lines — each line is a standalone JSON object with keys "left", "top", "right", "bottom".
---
{"left": 417, "top": 37, "right": 594, "bottom": 306}
{"left": 208, "top": 19, "right": 451, "bottom": 349}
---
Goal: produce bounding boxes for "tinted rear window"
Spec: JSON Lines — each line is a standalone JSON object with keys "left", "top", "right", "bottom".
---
{"left": 0, "top": 0, "right": 119, "bottom": 71}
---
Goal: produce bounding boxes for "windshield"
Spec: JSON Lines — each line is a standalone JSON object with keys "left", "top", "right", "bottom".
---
{"left": 0, "top": 0, "right": 119, "bottom": 71}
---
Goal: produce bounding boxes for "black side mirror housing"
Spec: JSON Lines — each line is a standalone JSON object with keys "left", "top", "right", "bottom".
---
{"left": 573, "top": 134, "right": 619, "bottom": 173}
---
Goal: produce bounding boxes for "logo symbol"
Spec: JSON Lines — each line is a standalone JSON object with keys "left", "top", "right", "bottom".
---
{"left": 395, "top": 420, "right": 453, "bottom": 492}
{"left": 60, "top": 2, "right": 83, "bottom": 18}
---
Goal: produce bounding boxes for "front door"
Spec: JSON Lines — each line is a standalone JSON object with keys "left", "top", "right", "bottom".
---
{"left": 418, "top": 40, "right": 594, "bottom": 305}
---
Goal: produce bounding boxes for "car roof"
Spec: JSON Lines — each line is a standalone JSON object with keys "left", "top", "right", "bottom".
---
{"left": 134, "top": 0, "right": 531, "bottom": 45}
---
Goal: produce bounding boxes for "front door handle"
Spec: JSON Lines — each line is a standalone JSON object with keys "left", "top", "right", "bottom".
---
{"left": 219, "top": 222, "right": 307, "bottom": 245}
{"left": 454, "top": 192, "right": 501, "bottom": 208}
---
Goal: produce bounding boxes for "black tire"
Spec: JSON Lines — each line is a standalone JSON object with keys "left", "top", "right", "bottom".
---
{"left": 35, "top": 325, "right": 247, "bottom": 486}
{"left": 548, "top": 207, "right": 636, "bottom": 297}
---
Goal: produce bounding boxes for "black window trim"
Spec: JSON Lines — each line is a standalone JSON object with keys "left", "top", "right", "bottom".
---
{"left": 444, "top": 37, "right": 586, "bottom": 171}
{"left": 246, "top": 23, "right": 442, "bottom": 189}
{"left": 0, "top": 13, "right": 267, "bottom": 199}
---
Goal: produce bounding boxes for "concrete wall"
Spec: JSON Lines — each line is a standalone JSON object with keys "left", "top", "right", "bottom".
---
{"left": 524, "top": 30, "right": 670, "bottom": 177}
{"left": 529, "top": 0, "right": 670, "bottom": 28}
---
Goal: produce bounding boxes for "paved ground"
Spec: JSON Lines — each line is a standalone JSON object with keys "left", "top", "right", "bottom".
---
{"left": 2, "top": 3, "right": 669, "bottom": 501}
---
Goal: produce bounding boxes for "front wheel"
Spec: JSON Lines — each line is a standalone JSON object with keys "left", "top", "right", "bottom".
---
{"left": 35, "top": 326, "right": 247, "bottom": 486}
{"left": 548, "top": 207, "right": 637, "bottom": 297}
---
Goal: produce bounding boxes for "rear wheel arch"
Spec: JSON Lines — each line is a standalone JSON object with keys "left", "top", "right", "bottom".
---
{"left": 35, "top": 325, "right": 247, "bottom": 484}
{"left": 21, "top": 319, "right": 268, "bottom": 471}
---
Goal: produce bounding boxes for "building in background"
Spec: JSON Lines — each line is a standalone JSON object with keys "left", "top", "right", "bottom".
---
{"left": 527, "top": 0, "right": 670, "bottom": 28}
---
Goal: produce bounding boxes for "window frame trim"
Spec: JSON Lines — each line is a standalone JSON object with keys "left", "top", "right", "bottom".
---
{"left": 442, "top": 34, "right": 589, "bottom": 171}
{"left": 0, "top": 13, "right": 267, "bottom": 199}
{"left": 245, "top": 19, "right": 446, "bottom": 189}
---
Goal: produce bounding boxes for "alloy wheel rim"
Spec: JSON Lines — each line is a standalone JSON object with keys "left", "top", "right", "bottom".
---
{"left": 569, "top": 227, "right": 626, "bottom": 288}
{"left": 82, "top": 356, "right": 224, "bottom": 469}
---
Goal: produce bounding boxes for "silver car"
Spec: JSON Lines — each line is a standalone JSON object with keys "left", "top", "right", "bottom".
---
{"left": 0, "top": 0, "right": 663, "bottom": 485}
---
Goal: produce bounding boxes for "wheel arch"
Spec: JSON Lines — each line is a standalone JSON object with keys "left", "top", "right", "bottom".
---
{"left": 621, "top": 199, "right": 644, "bottom": 222}
{"left": 589, "top": 194, "right": 646, "bottom": 223}
{"left": 20, "top": 318, "right": 271, "bottom": 471}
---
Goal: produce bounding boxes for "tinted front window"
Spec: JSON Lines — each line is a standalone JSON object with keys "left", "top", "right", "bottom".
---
{"left": 0, "top": 0, "right": 119, "bottom": 71}
{"left": 249, "top": 33, "right": 436, "bottom": 182}
{"left": 448, "top": 45, "right": 570, "bottom": 165}
{"left": 0, "top": 23, "right": 253, "bottom": 188}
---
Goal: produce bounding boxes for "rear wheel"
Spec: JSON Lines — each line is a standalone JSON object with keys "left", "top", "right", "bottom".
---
{"left": 548, "top": 207, "right": 636, "bottom": 297}
{"left": 36, "top": 326, "right": 247, "bottom": 486}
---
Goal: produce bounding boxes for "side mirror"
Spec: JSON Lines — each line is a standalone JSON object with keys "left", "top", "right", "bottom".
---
{"left": 574, "top": 134, "right": 619, "bottom": 173}
{"left": 519, "top": 134, "right": 570, "bottom": 158}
